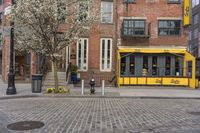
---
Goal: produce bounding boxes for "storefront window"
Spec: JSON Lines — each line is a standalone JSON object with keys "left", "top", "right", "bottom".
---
{"left": 165, "top": 56, "right": 171, "bottom": 75}
{"left": 130, "top": 55, "right": 135, "bottom": 75}
{"left": 175, "top": 57, "right": 180, "bottom": 76}
{"left": 143, "top": 56, "right": 148, "bottom": 76}
{"left": 152, "top": 56, "right": 157, "bottom": 75}
{"left": 121, "top": 54, "right": 126, "bottom": 76}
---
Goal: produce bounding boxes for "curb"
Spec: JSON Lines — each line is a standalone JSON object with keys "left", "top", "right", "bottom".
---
{"left": 1, "top": 94, "right": 200, "bottom": 100}
{"left": 0, "top": 95, "right": 41, "bottom": 100}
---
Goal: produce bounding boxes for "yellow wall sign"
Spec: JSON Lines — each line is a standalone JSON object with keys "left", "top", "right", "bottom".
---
{"left": 184, "top": 0, "right": 191, "bottom": 26}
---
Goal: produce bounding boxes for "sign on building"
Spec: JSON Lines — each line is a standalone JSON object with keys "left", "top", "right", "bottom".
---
{"left": 183, "top": 0, "right": 191, "bottom": 26}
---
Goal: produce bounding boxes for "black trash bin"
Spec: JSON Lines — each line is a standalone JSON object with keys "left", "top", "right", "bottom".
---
{"left": 32, "top": 74, "right": 43, "bottom": 93}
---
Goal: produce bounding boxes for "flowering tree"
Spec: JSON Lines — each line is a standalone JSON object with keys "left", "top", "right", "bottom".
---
{"left": 11, "top": 0, "right": 99, "bottom": 93}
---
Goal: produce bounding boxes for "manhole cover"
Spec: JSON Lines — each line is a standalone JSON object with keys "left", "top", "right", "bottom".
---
{"left": 7, "top": 121, "right": 44, "bottom": 131}
{"left": 189, "top": 112, "right": 200, "bottom": 115}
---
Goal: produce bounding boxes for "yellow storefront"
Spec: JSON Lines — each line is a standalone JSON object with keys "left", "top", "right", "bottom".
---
{"left": 117, "top": 46, "right": 198, "bottom": 89}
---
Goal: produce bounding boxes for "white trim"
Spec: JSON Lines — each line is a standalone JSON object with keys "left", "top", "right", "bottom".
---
{"left": 66, "top": 46, "right": 70, "bottom": 70}
{"left": 101, "top": 1, "right": 113, "bottom": 23}
{"left": 100, "top": 38, "right": 112, "bottom": 72}
{"left": 76, "top": 38, "right": 89, "bottom": 71}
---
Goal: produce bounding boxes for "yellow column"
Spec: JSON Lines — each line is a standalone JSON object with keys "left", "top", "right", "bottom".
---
{"left": 117, "top": 51, "right": 121, "bottom": 88}
{"left": 185, "top": 52, "right": 197, "bottom": 89}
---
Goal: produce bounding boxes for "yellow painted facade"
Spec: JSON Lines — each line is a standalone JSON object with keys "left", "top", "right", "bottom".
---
{"left": 117, "top": 47, "right": 198, "bottom": 89}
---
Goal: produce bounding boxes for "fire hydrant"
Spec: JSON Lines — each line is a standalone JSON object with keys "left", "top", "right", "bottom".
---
{"left": 89, "top": 78, "right": 95, "bottom": 94}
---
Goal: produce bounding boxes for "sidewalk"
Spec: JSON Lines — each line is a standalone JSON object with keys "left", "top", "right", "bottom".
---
{"left": 0, "top": 80, "right": 42, "bottom": 99}
{"left": 1, "top": 78, "right": 200, "bottom": 99}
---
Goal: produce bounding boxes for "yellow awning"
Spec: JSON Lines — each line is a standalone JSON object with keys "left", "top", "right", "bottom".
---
{"left": 118, "top": 46, "right": 187, "bottom": 54}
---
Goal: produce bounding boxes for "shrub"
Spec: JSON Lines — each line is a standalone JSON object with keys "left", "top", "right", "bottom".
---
{"left": 46, "top": 86, "right": 70, "bottom": 94}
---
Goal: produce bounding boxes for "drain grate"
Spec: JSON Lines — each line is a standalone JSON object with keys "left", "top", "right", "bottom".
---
{"left": 7, "top": 121, "right": 44, "bottom": 131}
{"left": 189, "top": 112, "right": 200, "bottom": 115}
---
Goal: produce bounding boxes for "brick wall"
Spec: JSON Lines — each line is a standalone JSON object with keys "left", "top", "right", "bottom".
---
{"left": 117, "top": 0, "right": 188, "bottom": 47}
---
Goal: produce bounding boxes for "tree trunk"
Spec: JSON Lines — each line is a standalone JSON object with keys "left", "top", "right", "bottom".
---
{"left": 53, "top": 59, "right": 59, "bottom": 93}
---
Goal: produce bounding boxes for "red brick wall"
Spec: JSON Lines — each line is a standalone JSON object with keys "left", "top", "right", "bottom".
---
{"left": 1, "top": 0, "right": 188, "bottom": 84}
{"left": 117, "top": 0, "right": 188, "bottom": 46}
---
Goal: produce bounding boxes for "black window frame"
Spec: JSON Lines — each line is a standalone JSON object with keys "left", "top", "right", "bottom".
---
{"left": 124, "top": 0, "right": 136, "bottom": 4}
{"left": 123, "top": 19, "right": 146, "bottom": 36}
{"left": 158, "top": 20, "right": 181, "bottom": 36}
{"left": 167, "top": 0, "right": 181, "bottom": 4}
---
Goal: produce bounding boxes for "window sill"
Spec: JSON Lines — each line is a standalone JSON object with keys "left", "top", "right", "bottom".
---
{"left": 123, "top": 1, "right": 136, "bottom": 4}
{"left": 100, "top": 23, "right": 114, "bottom": 25}
{"left": 158, "top": 35, "right": 181, "bottom": 37}
{"left": 167, "top": 1, "right": 181, "bottom": 4}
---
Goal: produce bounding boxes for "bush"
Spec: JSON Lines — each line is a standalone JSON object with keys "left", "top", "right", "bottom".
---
{"left": 46, "top": 86, "right": 70, "bottom": 94}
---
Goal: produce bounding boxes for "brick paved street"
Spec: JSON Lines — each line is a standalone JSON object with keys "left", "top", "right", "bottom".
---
{"left": 1, "top": 98, "right": 200, "bottom": 133}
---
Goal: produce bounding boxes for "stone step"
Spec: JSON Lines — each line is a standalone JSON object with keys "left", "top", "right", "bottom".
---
{"left": 46, "top": 73, "right": 66, "bottom": 76}
{"left": 46, "top": 75, "right": 66, "bottom": 77}
{"left": 43, "top": 82, "right": 66, "bottom": 86}
{"left": 44, "top": 78, "right": 66, "bottom": 81}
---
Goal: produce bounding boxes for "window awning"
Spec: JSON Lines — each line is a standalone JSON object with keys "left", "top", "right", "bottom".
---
{"left": 118, "top": 46, "right": 187, "bottom": 54}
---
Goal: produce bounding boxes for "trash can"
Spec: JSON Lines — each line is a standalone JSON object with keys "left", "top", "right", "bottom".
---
{"left": 32, "top": 74, "right": 43, "bottom": 93}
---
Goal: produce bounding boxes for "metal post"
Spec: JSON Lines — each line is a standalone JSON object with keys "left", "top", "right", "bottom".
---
{"left": 81, "top": 80, "right": 84, "bottom": 95}
{"left": 6, "top": 27, "right": 16, "bottom": 95}
{"left": 6, "top": 0, "right": 17, "bottom": 95}
{"left": 102, "top": 80, "right": 105, "bottom": 96}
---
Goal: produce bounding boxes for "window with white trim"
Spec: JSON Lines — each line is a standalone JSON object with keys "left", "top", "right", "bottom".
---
{"left": 77, "top": 38, "right": 88, "bottom": 71}
{"left": 100, "top": 38, "right": 112, "bottom": 71}
{"left": 101, "top": 1, "right": 113, "bottom": 23}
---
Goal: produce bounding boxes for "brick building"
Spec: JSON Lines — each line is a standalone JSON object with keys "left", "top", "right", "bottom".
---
{"left": 115, "top": 0, "right": 197, "bottom": 88}
{"left": 0, "top": 0, "right": 3, "bottom": 76}
{"left": 188, "top": 0, "right": 200, "bottom": 57}
{"left": 1, "top": 0, "right": 198, "bottom": 88}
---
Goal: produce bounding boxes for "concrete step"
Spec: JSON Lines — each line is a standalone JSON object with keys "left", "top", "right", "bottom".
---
{"left": 46, "top": 73, "right": 66, "bottom": 76}
{"left": 44, "top": 78, "right": 66, "bottom": 81}
{"left": 43, "top": 83, "right": 66, "bottom": 87}
{"left": 46, "top": 75, "right": 66, "bottom": 78}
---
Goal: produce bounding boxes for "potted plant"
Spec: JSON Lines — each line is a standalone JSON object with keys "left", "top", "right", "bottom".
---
{"left": 70, "top": 64, "right": 78, "bottom": 84}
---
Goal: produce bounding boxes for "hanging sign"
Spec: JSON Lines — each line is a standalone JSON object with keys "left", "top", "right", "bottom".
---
{"left": 183, "top": 0, "right": 191, "bottom": 26}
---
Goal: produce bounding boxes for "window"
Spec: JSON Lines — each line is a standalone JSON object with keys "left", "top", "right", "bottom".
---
{"left": 101, "top": 1, "right": 113, "bottom": 23}
{"left": 168, "top": 0, "right": 180, "bottom": 3}
{"left": 79, "top": 1, "right": 89, "bottom": 22}
{"left": 120, "top": 54, "right": 126, "bottom": 75}
{"left": 165, "top": 56, "right": 171, "bottom": 75}
{"left": 100, "top": 38, "right": 112, "bottom": 71}
{"left": 142, "top": 56, "right": 148, "bottom": 76}
{"left": 192, "top": 0, "right": 199, "bottom": 8}
{"left": 129, "top": 55, "right": 135, "bottom": 75}
{"left": 193, "top": 14, "right": 199, "bottom": 25}
{"left": 189, "top": 31, "right": 192, "bottom": 40}
{"left": 77, "top": 38, "right": 88, "bottom": 71}
{"left": 123, "top": 19, "right": 145, "bottom": 36}
{"left": 193, "top": 28, "right": 199, "bottom": 39}
{"left": 158, "top": 20, "right": 181, "bottom": 36}
{"left": 0, "top": 12, "right": 2, "bottom": 24}
{"left": 152, "top": 56, "right": 158, "bottom": 75}
{"left": 124, "top": 0, "right": 136, "bottom": 3}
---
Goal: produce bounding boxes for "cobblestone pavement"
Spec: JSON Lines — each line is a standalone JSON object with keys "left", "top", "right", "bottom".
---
{"left": 1, "top": 98, "right": 200, "bottom": 133}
